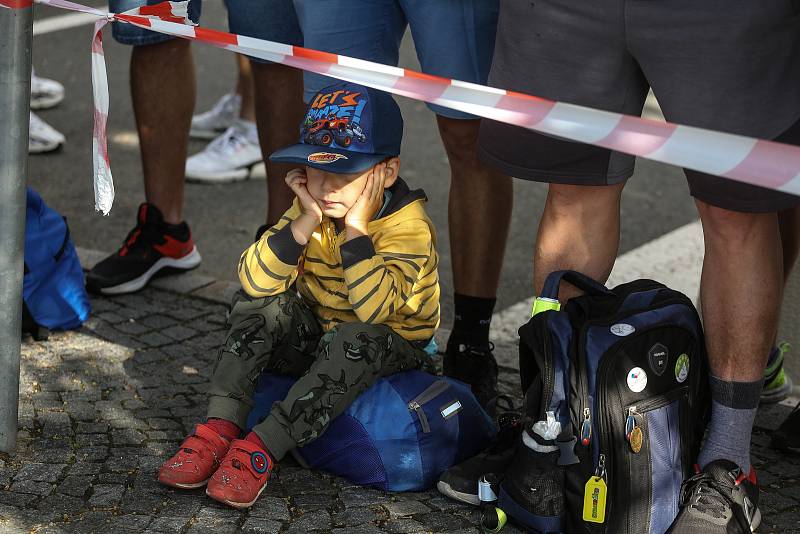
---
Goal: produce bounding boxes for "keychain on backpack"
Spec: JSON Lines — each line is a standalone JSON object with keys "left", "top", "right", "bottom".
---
{"left": 625, "top": 407, "right": 643, "bottom": 454}
{"left": 583, "top": 454, "right": 608, "bottom": 524}
{"left": 581, "top": 408, "right": 593, "bottom": 446}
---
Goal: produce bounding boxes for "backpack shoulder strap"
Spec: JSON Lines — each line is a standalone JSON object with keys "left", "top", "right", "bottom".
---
{"left": 541, "top": 270, "right": 614, "bottom": 300}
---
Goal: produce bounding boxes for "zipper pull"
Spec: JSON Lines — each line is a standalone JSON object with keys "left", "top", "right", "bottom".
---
{"left": 595, "top": 453, "right": 607, "bottom": 480}
{"left": 581, "top": 408, "right": 592, "bottom": 446}
{"left": 408, "top": 401, "right": 431, "bottom": 433}
{"left": 625, "top": 406, "right": 638, "bottom": 441}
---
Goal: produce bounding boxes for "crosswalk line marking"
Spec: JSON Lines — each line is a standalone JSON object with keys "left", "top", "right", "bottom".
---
{"left": 490, "top": 220, "right": 704, "bottom": 347}
{"left": 33, "top": 12, "right": 98, "bottom": 35}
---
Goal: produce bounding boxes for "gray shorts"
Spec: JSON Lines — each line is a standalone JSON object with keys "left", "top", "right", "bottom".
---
{"left": 478, "top": 0, "right": 800, "bottom": 213}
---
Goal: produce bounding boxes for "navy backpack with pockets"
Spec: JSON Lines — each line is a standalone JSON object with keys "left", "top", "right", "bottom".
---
{"left": 502, "top": 270, "right": 709, "bottom": 534}
{"left": 23, "top": 187, "right": 91, "bottom": 339}
{"left": 246, "top": 369, "right": 496, "bottom": 491}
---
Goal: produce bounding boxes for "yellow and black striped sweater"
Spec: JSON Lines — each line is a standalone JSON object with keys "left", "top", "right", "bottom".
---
{"left": 238, "top": 179, "right": 440, "bottom": 342}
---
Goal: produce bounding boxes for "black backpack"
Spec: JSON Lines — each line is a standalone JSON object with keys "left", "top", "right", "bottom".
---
{"left": 499, "top": 270, "right": 709, "bottom": 534}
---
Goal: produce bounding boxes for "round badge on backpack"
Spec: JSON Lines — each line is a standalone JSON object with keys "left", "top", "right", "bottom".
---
{"left": 675, "top": 353, "right": 690, "bottom": 383}
{"left": 626, "top": 367, "right": 648, "bottom": 393}
{"left": 611, "top": 323, "right": 635, "bottom": 337}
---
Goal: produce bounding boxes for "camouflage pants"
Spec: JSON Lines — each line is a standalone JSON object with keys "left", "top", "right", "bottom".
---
{"left": 207, "top": 290, "right": 434, "bottom": 460}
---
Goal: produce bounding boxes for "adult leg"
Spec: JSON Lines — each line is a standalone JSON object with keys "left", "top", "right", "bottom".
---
{"left": 414, "top": 0, "right": 511, "bottom": 300}
{"left": 436, "top": 0, "right": 644, "bottom": 511}
{"left": 236, "top": 54, "right": 256, "bottom": 123}
{"left": 533, "top": 182, "right": 625, "bottom": 300}
{"left": 437, "top": 116, "right": 512, "bottom": 301}
{"left": 87, "top": 6, "right": 203, "bottom": 296}
{"left": 759, "top": 205, "right": 800, "bottom": 402}
{"left": 253, "top": 322, "right": 433, "bottom": 460}
{"left": 660, "top": 107, "right": 800, "bottom": 534}
{"left": 131, "top": 39, "right": 195, "bottom": 224}
{"left": 436, "top": 116, "right": 512, "bottom": 408}
{"left": 695, "top": 203, "right": 782, "bottom": 475}
{"left": 772, "top": 207, "right": 800, "bottom": 452}
{"left": 251, "top": 62, "right": 306, "bottom": 225}
{"left": 697, "top": 204, "right": 782, "bottom": 381}
{"left": 224, "top": 0, "right": 308, "bottom": 225}
{"left": 189, "top": 0, "right": 305, "bottom": 189}
{"left": 402, "top": 0, "right": 510, "bottom": 406}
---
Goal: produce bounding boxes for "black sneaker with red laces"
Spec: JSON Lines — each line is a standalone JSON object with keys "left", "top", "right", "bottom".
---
{"left": 667, "top": 460, "right": 760, "bottom": 534}
{"left": 86, "top": 203, "right": 201, "bottom": 295}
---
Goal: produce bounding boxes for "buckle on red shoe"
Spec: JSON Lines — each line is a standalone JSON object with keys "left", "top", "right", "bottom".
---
{"left": 251, "top": 451, "right": 271, "bottom": 474}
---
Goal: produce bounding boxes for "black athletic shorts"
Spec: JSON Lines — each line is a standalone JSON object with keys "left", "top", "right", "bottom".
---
{"left": 478, "top": 0, "right": 800, "bottom": 212}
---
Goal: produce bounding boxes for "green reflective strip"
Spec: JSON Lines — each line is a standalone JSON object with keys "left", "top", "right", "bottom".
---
{"left": 531, "top": 297, "right": 561, "bottom": 317}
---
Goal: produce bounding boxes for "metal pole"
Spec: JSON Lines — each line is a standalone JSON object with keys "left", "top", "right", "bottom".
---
{"left": 0, "top": 2, "right": 32, "bottom": 455}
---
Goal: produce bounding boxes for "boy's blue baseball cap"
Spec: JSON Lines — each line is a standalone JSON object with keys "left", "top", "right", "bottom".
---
{"left": 270, "top": 82, "right": 404, "bottom": 174}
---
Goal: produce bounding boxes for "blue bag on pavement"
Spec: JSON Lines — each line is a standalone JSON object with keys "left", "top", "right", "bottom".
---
{"left": 22, "top": 188, "right": 91, "bottom": 339}
{"left": 247, "top": 370, "right": 496, "bottom": 492}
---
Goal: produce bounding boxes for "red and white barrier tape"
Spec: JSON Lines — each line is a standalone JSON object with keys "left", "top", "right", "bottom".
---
{"left": 88, "top": 2, "right": 190, "bottom": 212}
{"left": 1, "top": 0, "right": 32, "bottom": 8}
{"left": 4, "top": 0, "right": 800, "bottom": 214}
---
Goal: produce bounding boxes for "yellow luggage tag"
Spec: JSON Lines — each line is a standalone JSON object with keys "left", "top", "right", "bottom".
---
{"left": 582, "top": 476, "right": 607, "bottom": 523}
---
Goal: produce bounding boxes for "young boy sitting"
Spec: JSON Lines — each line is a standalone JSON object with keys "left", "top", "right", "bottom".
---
{"left": 157, "top": 82, "right": 440, "bottom": 509}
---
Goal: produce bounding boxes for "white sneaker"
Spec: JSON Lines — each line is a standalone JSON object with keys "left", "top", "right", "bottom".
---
{"left": 30, "top": 69, "right": 65, "bottom": 110}
{"left": 185, "top": 120, "right": 266, "bottom": 183}
{"left": 29, "top": 112, "right": 65, "bottom": 154}
{"left": 190, "top": 93, "right": 241, "bottom": 140}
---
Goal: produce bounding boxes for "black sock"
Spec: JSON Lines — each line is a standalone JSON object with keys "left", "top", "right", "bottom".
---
{"left": 163, "top": 221, "right": 190, "bottom": 240}
{"left": 450, "top": 293, "right": 496, "bottom": 348}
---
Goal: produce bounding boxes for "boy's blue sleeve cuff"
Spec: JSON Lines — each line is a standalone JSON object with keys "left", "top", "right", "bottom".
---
{"left": 340, "top": 236, "right": 376, "bottom": 269}
{"left": 266, "top": 225, "right": 304, "bottom": 264}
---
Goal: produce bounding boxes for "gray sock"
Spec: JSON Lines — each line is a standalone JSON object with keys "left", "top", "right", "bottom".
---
{"left": 697, "top": 374, "right": 763, "bottom": 473}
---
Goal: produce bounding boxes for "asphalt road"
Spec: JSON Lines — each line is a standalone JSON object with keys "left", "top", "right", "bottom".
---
{"left": 26, "top": 0, "right": 699, "bottom": 325}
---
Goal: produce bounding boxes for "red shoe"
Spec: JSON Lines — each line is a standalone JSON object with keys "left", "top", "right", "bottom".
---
{"left": 157, "top": 423, "right": 230, "bottom": 489}
{"left": 205, "top": 439, "right": 274, "bottom": 509}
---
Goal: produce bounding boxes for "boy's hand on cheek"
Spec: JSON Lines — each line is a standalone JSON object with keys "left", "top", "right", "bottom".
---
{"left": 285, "top": 169, "right": 322, "bottom": 222}
{"left": 345, "top": 164, "right": 386, "bottom": 242}
{"left": 285, "top": 169, "right": 322, "bottom": 245}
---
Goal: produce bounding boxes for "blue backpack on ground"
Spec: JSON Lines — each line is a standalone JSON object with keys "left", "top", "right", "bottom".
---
{"left": 247, "top": 369, "right": 496, "bottom": 491}
{"left": 500, "top": 270, "right": 709, "bottom": 534}
{"left": 22, "top": 188, "right": 91, "bottom": 340}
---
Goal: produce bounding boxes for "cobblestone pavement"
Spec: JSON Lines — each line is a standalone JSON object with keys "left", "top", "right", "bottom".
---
{"left": 1, "top": 281, "right": 799, "bottom": 533}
